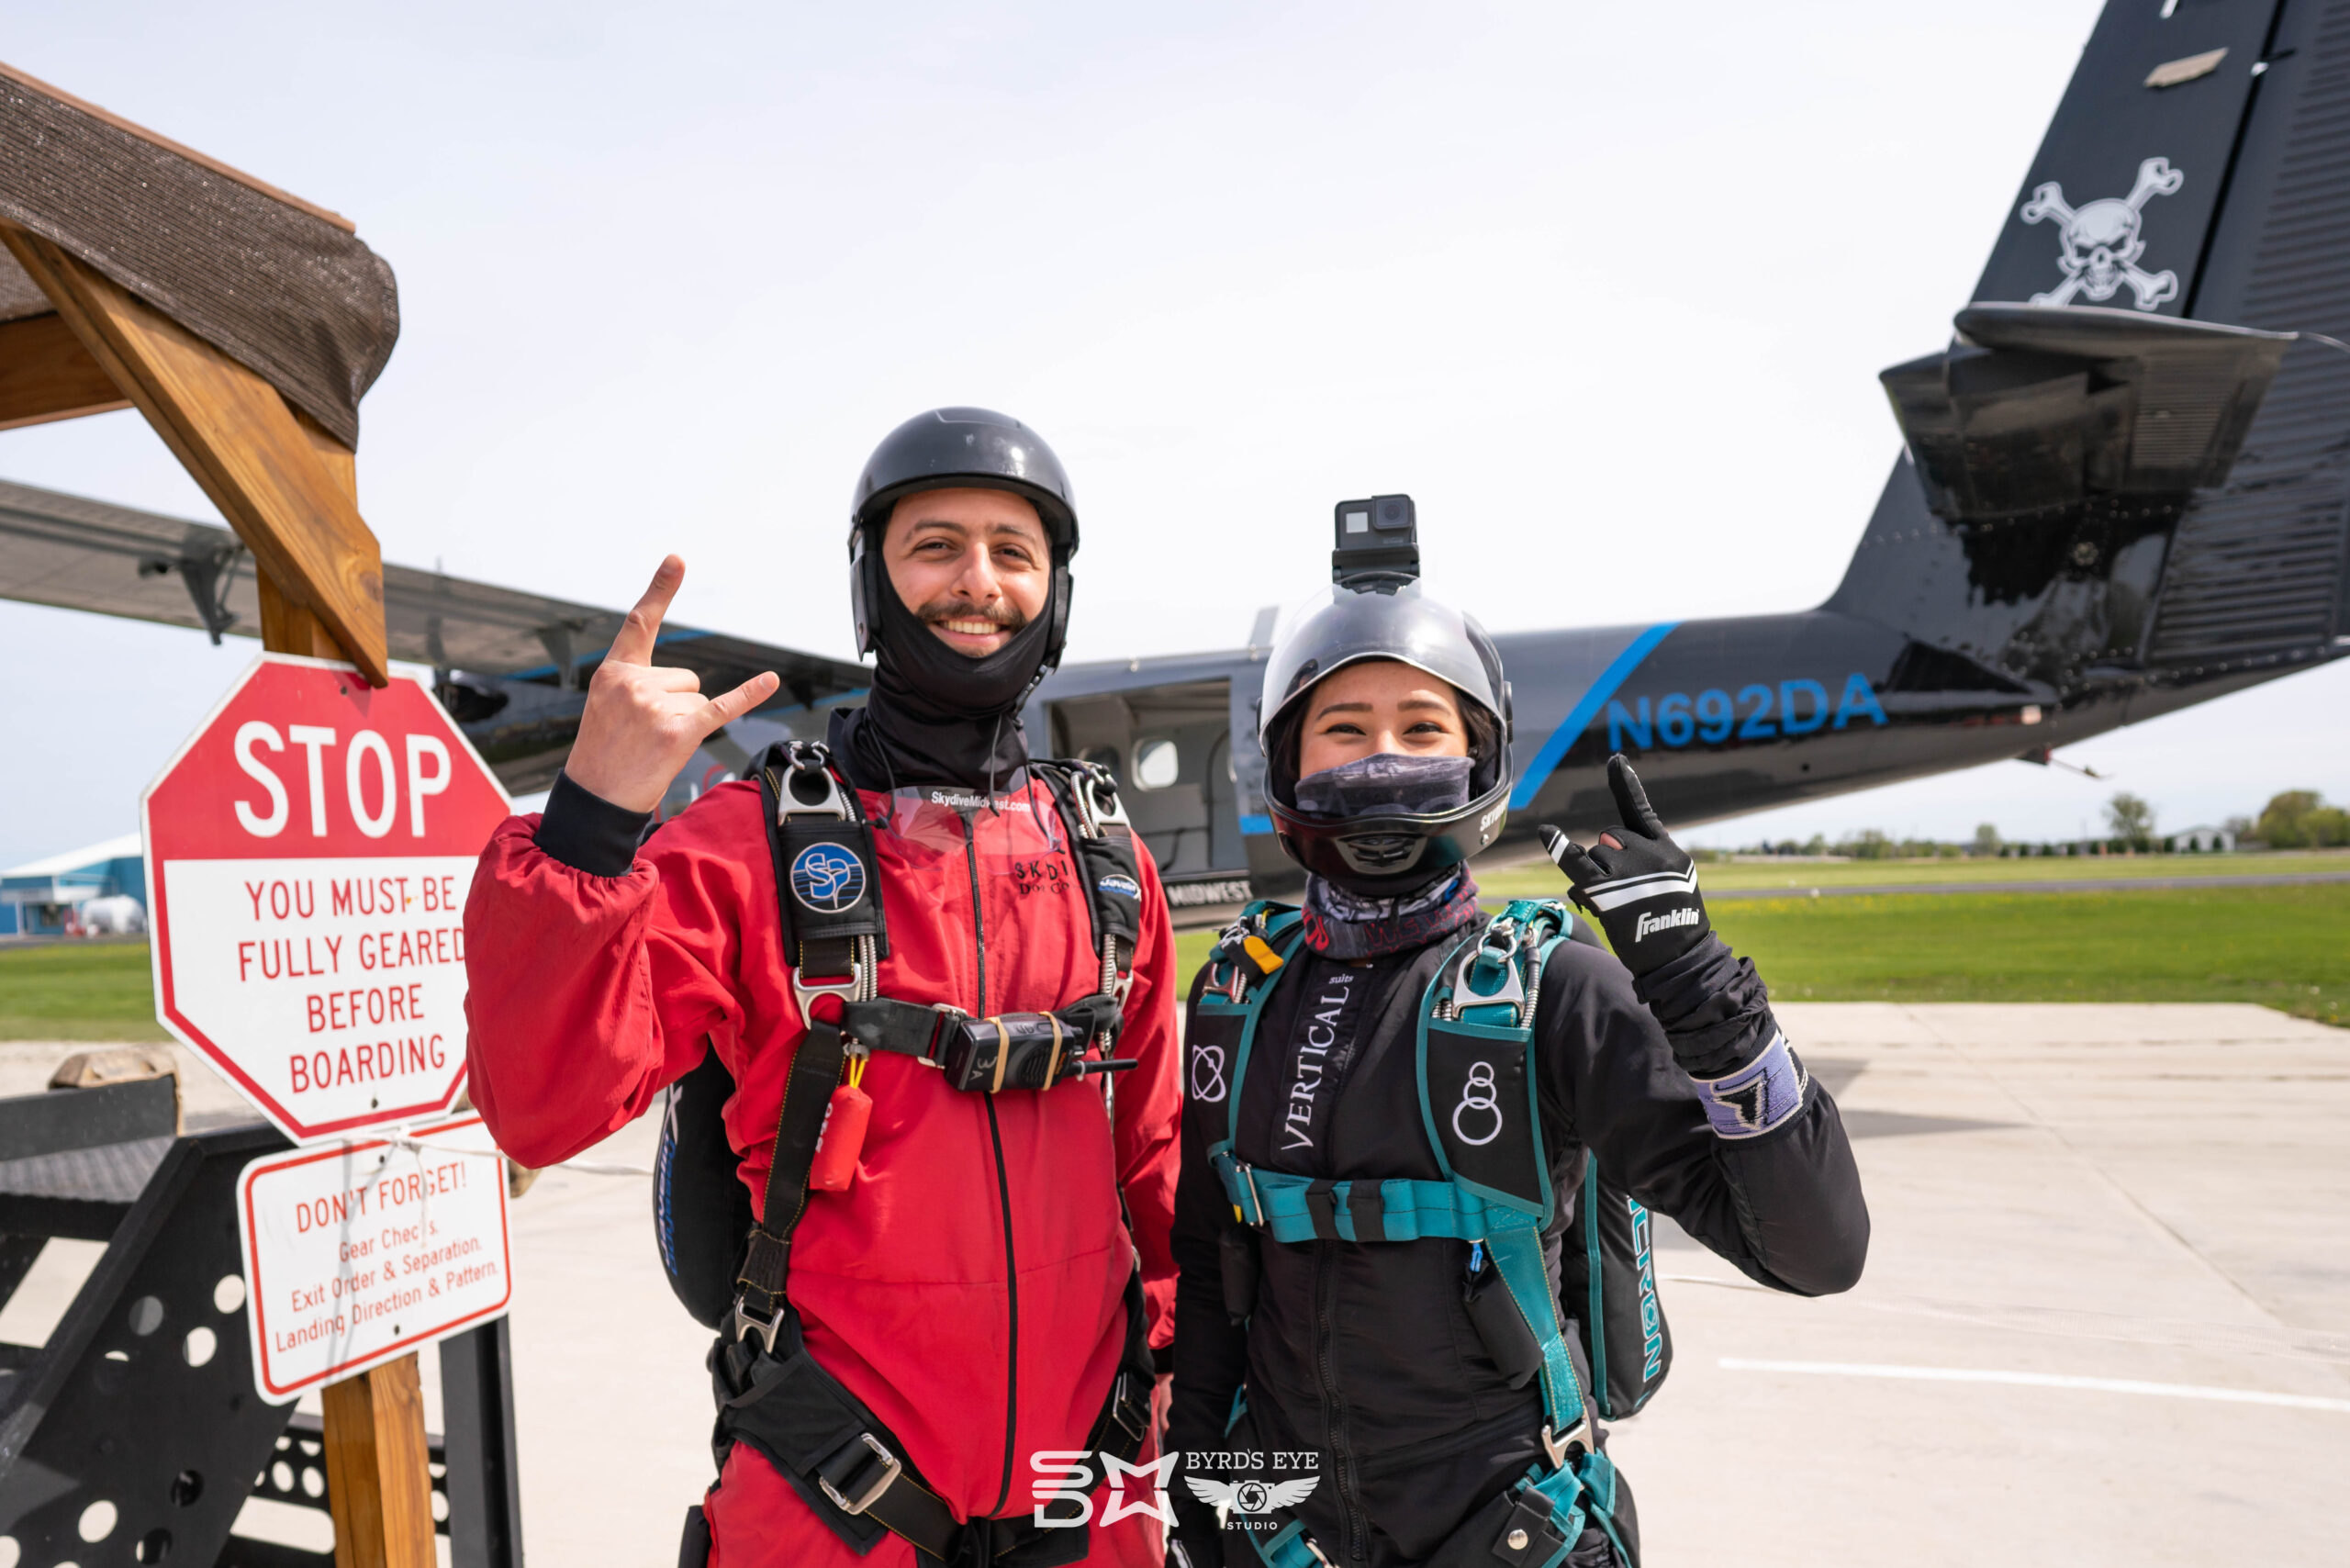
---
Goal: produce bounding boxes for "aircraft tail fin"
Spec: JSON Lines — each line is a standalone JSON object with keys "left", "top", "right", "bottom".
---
{"left": 1827, "top": 0, "right": 2350, "bottom": 694}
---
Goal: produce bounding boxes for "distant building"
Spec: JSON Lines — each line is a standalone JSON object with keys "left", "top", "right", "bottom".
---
{"left": 2167, "top": 825, "right": 2236, "bottom": 854}
{"left": 0, "top": 833, "right": 145, "bottom": 937}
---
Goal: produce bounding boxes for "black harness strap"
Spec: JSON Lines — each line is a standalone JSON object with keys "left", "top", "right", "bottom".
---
{"left": 715, "top": 1268, "right": 1154, "bottom": 1567}
{"left": 834, "top": 993, "right": 1127, "bottom": 1070}
{"left": 732, "top": 1014, "right": 851, "bottom": 1340}
{"left": 1030, "top": 760, "right": 1144, "bottom": 1018}
{"left": 760, "top": 745, "right": 890, "bottom": 973}
{"left": 706, "top": 745, "right": 1158, "bottom": 1567}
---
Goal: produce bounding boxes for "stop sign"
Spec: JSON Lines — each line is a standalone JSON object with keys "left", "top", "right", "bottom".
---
{"left": 141, "top": 654, "right": 513, "bottom": 1142}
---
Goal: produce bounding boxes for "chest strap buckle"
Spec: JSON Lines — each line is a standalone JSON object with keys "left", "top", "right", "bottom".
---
{"left": 1541, "top": 1417, "right": 1593, "bottom": 1471}
{"left": 1447, "top": 921, "right": 1526, "bottom": 1017}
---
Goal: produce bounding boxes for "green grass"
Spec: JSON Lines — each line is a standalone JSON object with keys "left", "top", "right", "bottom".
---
{"left": 1708, "top": 884, "right": 2350, "bottom": 1025}
{"left": 1477, "top": 848, "right": 2350, "bottom": 899}
{"left": 25, "top": 884, "right": 2350, "bottom": 1039}
{"left": 0, "top": 941, "right": 170, "bottom": 1041}
{"left": 1174, "top": 926, "right": 1222, "bottom": 987}
{"left": 1171, "top": 883, "right": 2350, "bottom": 1028}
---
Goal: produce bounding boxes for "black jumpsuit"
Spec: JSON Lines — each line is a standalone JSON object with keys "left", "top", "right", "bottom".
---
{"left": 1168, "top": 929, "right": 1870, "bottom": 1568}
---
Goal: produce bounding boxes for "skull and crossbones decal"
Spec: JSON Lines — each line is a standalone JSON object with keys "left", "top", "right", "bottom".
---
{"left": 2019, "top": 155, "right": 2184, "bottom": 310}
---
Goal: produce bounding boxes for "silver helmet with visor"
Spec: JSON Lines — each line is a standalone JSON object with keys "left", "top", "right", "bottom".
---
{"left": 1257, "top": 495, "right": 1514, "bottom": 894}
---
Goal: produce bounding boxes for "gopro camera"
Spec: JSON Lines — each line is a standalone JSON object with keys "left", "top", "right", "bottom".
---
{"left": 1332, "top": 494, "right": 1420, "bottom": 591}
{"left": 939, "top": 1005, "right": 1135, "bottom": 1092}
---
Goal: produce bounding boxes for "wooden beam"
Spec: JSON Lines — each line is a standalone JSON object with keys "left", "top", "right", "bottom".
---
{"left": 319, "top": 1355, "right": 438, "bottom": 1568}
{"left": 257, "top": 405, "right": 362, "bottom": 658}
{"left": 254, "top": 572, "right": 346, "bottom": 660}
{"left": 0, "top": 311, "right": 129, "bottom": 431}
{"left": 0, "top": 225, "right": 389, "bottom": 682}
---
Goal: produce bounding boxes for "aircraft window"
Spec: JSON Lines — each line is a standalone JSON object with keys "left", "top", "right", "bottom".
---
{"left": 1134, "top": 738, "right": 1181, "bottom": 790}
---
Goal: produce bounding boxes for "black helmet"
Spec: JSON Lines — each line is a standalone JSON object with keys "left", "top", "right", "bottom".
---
{"left": 848, "top": 407, "right": 1078, "bottom": 666}
{"left": 1258, "top": 580, "right": 1515, "bottom": 894}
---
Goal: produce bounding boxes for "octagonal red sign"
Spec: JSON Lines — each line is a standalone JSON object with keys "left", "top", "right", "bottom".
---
{"left": 141, "top": 655, "right": 514, "bottom": 1143}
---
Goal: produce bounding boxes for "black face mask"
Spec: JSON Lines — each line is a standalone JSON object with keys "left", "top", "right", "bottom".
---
{"left": 1293, "top": 754, "right": 1474, "bottom": 819}
{"left": 834, "top": 562, "right": 1059, "bottom": 792}
{"left": 872, "top": 566, "right": 1057, "bottom": 719}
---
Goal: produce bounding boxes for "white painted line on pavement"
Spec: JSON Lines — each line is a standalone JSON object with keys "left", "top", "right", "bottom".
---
{"left": 1719, "top": 1358, "right": 2350, "bottom": 1414}
{"left": 1661, "top": 1272, "right": 1768, "bottom": 1292}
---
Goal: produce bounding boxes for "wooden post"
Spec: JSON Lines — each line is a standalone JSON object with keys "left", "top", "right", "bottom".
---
{"left": 0, "top": 221, "right": 434, "bottom": 1567}
{"left": 320, "top": 1354, "right": 440, "bottom": 1568}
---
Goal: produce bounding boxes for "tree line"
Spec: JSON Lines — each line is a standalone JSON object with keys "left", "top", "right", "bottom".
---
{"left": 1725, "top": 789, "right": 2347, "bottom": 858}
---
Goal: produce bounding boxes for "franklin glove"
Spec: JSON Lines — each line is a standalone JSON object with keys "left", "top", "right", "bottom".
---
{"left": 1539, "top": 754, "right": 1710, "bottom": 979}
{"left": 1545, "top": 756, "right": 1811, "bottom": 1137}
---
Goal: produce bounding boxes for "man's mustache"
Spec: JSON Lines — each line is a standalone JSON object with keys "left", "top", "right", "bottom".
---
{"left": 916, "top": 597, "right": 1029, "bottom": 633}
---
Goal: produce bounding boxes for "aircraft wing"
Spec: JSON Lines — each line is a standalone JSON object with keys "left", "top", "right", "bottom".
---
{"left": 0, "top": 476, "right": 869, "bottom": 790}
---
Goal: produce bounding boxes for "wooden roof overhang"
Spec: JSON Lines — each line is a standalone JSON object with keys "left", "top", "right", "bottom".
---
{"left": 0, "top": 61, "right": 399, "bottom": 681}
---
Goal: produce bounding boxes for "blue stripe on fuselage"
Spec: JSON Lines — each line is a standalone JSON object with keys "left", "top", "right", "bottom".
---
{"left": 1507, "top": 622, "right": 1679, "bottom": 811}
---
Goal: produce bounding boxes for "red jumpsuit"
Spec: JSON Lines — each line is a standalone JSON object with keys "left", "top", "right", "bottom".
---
{"left": 464, "top": 777, "right": 1181, "bottom": 1567}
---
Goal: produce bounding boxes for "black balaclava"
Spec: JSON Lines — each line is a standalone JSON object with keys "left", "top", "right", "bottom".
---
{"left": 832, "top": 529, "right": 1058, "bottom": 793}
{"left": 1294, "top": 750, "right": 1486, "bottom": 961}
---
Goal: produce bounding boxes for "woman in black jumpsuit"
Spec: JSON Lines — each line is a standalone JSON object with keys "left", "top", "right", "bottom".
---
{"left": 1167, "top": 578, "right": 1869, "bottom": 1568}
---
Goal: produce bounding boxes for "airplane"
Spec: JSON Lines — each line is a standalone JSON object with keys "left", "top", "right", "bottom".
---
{"left": 4, "top": 0, "right": 2346, "bottom": 922}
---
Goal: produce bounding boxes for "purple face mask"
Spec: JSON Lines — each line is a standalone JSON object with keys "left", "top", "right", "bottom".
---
{"left": 1293, "top": 753, "right": 1473, "bottom": 819}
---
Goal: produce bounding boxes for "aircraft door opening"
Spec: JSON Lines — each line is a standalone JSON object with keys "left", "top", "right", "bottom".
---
{"left": 1046, "top": 678, "right": 1249, "bottom": 893}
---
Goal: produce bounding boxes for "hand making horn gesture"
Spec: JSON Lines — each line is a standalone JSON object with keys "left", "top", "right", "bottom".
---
{"left": 561, "top": 556, "right": 779, "bottom": 813}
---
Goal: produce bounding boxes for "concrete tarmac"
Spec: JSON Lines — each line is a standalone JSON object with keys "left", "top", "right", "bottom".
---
{"left": 1608, "top": 1003, "right": 2348, "bottom": 1566}
{"left": 3, "top": 1004, "right": 2344, "bottom": 1563}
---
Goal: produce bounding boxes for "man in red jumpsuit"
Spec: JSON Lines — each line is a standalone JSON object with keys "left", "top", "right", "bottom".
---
{"left": 464, "top": 409, "right": 1181, "bottom": 1568}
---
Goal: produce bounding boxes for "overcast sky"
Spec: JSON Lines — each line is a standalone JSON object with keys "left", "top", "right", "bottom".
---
{"left": 5, "top": 0, "right": 2339, "bottom": 868}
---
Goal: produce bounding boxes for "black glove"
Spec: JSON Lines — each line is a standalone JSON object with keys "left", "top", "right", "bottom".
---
{"left": 1539, "top": 755, "right": 1710, "bottom": 978}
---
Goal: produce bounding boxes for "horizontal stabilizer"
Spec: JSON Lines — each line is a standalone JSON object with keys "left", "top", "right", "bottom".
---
{"left": 1880, "top": 303, "right": 2295, "bottom": 521}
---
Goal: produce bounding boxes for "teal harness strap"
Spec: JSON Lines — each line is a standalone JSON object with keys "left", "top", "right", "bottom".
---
{"left": 1213, "top": 1170, "right": 1516, "bottom": 1241}
{"left": 1413, "top": 901, "right": 1595, "bottom": 1457}
{"left": 1202, "top": 905, "right": 1309, "bottom": 1219}
{"left": 1253, "top": 1519, "right": 1326, "bottom": 1568}
{"left": 1211, "top": 898, "right": 1628, "bottom": 1568}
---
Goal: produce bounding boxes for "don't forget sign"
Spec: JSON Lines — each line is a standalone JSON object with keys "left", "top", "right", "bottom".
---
{"left": 142, "top": 655, "right": 513, "bottom": 1143}
{"left": 238, "top": 1114, "right": 513, "bottom": 1401}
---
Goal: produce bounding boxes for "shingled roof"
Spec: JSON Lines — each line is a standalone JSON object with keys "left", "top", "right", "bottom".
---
{"left": 0, "top": 61, "right": 397, "bottom": 447}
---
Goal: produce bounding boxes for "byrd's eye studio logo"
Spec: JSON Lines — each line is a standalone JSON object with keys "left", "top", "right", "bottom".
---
{"left": 789, "top": 843, "right": 865, "bottom": 913}
{"left": 1183, "top": 1459, "right": 1323, "bottom": 1532}
{"left": 1187, "top": 1475, "right": 1323, "bottom": 1517}
{"left": 1633, "top": 907, "right": 1700, "bottom": 943}
{"left": 1030, "top": 1450, "right": 1320, "bottom": 1531}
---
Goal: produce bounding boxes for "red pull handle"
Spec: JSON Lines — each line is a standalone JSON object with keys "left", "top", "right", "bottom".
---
{"left": 809, "top": 1081, "right": 872, "bottom": 1193}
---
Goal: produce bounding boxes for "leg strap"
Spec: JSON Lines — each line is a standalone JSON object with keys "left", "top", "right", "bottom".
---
{"left": 713, "top": 1265, "right": 1154, "bottom": 1566}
